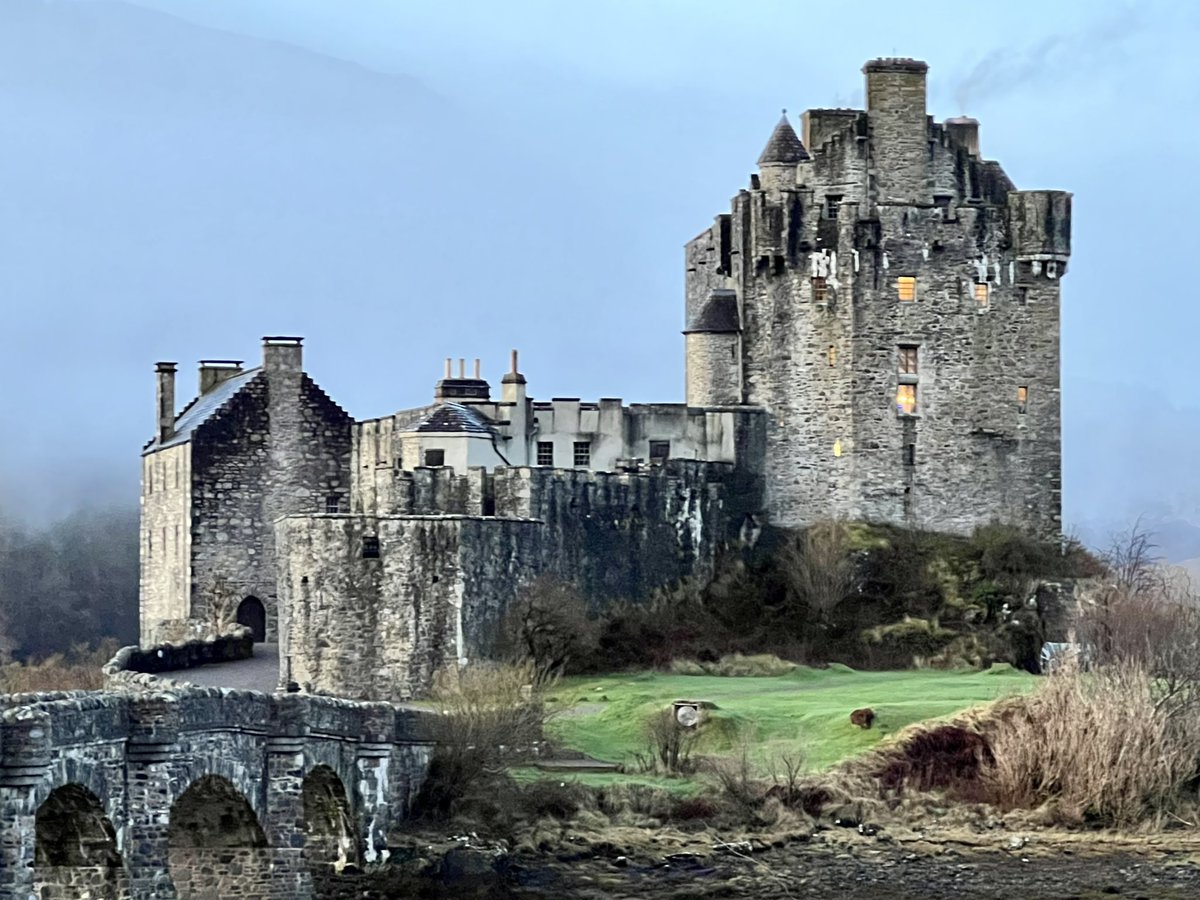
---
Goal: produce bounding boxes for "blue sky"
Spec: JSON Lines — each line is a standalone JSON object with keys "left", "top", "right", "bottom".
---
{"left": 1, "top": 0, "right": 1197, "bottom": 547}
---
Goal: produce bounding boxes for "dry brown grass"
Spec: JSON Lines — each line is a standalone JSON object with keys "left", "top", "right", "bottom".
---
{"left": 981, "top": 662, "right": 1200, "bottom": 827}
{"left": 0, "top": 642, "right": 117, "bottom": 694}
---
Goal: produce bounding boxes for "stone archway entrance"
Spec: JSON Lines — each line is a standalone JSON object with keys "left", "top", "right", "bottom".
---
{"left": 34, "top": 783, "right": 128, "bottom": 899}
{"left": 236, "top": 595, "right": 267, "bottom": 642}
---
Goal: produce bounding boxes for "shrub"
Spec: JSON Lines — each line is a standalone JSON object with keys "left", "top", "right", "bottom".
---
{"left": 498, "top": 577, "right": 598, "bottom": 684}
{"left": 643, "top": 707, "right": 701, "bottom": 774}
{"left": 874, "top": 725, "right": 994, "bottom": 795}
{"left": 668, "top": 653, "right": 796, "bottom": 677}
{"left": 412, "top": 662, "right": 547, "bottom": 818}
{"left": 779, "top": 520, "right": 855, "bottom": 623}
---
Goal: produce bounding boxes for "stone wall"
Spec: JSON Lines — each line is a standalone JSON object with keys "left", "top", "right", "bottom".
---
{"left": 278, "top": 461, "right": 753, "bottom": 700}
{"left": 188, "top": 371, "right": 352, "bottom": 642}
{"left": 140, "top": 442, "right": 193, "bottom": 640}
{"left": 104, "top": 628, "right": 254, "bottom": 685}
{"left": 0, "top": 689, "right": 435, "bottom": 900}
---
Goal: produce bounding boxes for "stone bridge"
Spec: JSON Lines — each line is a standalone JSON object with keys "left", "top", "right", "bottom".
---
{"left": 0, "top": 687, "right": 434, "bottom": 899}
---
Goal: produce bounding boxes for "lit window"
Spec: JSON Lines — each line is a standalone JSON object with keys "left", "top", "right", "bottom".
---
{"left": 536, "top": 441, "right": 554, "bottom": 466}
{"left": 649, "top": 440, "right": 670, "bottom": 462}
{"left": 975, "top": 282, "right": 989, "bottom": 307}
{"left": 573, "top": 441, "right": 591, "bottom": 467}
{"left": 423, "top": 449, "right": 445, "bottom": 467}
{"left": 897, "top": 344, "right": 918, "bottom": 415}
{"left": 897, "top": 277, "right": 916, "bottom": 302}
{"left": 812, "top": 277, "right": 828, "bottom": 303}
{"left": 827, "top": 344, "right": 837, "bottom": 367}
{"left": 362, "top": 536, "right": 380, "bottom": 559}
{"left": 896, "top": 384, "right": 917, "bottom": 415}
{"left": 325, "top": 496, "right": 340, "bottom": 514}
{"left": 898, "top": 346, "right": 918, "bottom": 376}
{"left": 825, "top": 195, "right": 842, "bottom": 219}
{"left": 1017, "top": 386, "right": 1028, "bottom": 414}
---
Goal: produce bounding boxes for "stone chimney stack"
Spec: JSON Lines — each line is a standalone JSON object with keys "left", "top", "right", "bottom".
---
{"left": 262, "top": 336, "right": 303, "bottom": 379}
{"left": 199, "top": 359, "right": 244, "bottom": 394}
{"left": 944, "top": 116, "right": 980, "bottom": 157}
{"left": 155, "top": 362, "right": 177, "bottom": 443}
{"left": 864, "top": 57, "right": 930, "bottom": 205}
{"left": 501, "top": 349, "right": 530, "bottom": 464}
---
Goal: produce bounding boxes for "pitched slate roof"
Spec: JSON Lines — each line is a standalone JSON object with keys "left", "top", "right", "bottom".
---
{"left": 757, "top": 113, "right": 809, "bottom": 165}
{"left": 408, "top": 402, "right": 495, "bottom": 435}
{"left": 148, "top": 368, "right": 262, "bottom": 451}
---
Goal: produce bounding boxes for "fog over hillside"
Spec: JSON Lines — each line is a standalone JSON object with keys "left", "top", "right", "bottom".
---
{"left": 0, "top": 0, "right": 1196, "bottom": 554}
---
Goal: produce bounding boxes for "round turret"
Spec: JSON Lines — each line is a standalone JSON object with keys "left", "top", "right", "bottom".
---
{"left": 684, "top": 289, "right": 741, "bottom": 406}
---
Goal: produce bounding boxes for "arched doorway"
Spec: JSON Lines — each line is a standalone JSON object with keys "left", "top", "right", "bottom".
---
{"left": 302, "top": 765, "right": 359, "bottom": 874}
{"left": 236, "top": 595, "right": 267, "bottom": 642}
{"left": 35, "top": 784, "right": 127, "bottom": 899}
{"left": 169, "top": 775, "right": 268, "bottom": 899}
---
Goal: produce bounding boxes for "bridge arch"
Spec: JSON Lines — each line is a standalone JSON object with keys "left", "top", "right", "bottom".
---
{"left": 168, "top": 774, "right": 270, "bottom": 899}
{"left": 34, "top": 783, "right": 128, "bottom": 899}
{"left": 302, "top": 765, "right": 359, "bottom": 871}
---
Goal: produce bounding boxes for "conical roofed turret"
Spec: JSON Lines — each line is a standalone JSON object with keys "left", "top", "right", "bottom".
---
{"left": 757, "top": 112, "right": 809, "bottom": 166}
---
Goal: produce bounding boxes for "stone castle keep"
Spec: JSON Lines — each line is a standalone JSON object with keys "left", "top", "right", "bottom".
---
{"left": 139, "top": 58, "right": 1070, "bottom": 701}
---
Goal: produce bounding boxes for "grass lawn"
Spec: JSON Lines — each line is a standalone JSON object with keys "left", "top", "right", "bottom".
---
{"left": 544, "top": 664, "right": 1034, "bottom": 779}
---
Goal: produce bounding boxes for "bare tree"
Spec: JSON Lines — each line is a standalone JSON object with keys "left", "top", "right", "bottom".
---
{"left": 779, "top": 520, "right": 855, "bottom": 623}
{"left": 498, "top": 576, "right": 596, "bottom": 685}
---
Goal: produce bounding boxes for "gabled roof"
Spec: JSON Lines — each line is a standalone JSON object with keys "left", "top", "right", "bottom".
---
{"left": 408, "top": 402, "right": 495, "bottom": 435}
{"left": 147, "top": 368, "right": 262, "bottom": 452}
{"left": 758, "top": 113, "right": 809, "bottom": 165}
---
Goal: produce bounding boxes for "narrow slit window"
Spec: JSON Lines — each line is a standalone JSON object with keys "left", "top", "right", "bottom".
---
{"left": 362, "top": 535, "right": 380, "bottom": 559}
{"left": 1017, "top": 386, "right": 1028, "bottom": 414}
{"left": 1017, "top": 286, "right": 1029, "bottom": 306}
{"left": 975, "top": 282, "right": 989, "bottom": 307}
{"left": 827, "top": 344, "right": 837, "bottom": 367}
{"left": 897, "top": 276, "right": 916, "bottom": 302}
{"left": 573, "top": 441, "right": 591, "bottom": 467}
{"left": 896, "top": 384, "right": 917, "bottom": 415}
{"left": 903, "top": 443, "right": 916, "bottom": 466}
{"left": 811, "top": 276, "right": 828, "bottom": 303}
{"left": 536, "top": 441, "right": 554, "bottom": 466}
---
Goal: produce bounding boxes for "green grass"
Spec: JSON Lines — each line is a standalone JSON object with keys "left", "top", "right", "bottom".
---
{"left": 545, "top": 664, "right": 1033, "bottom": 777}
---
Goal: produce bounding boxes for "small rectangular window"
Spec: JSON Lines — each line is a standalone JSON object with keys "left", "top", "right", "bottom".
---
{"left": 536, "top": 441, "right": 554, "bottom": 466}
{"left": 811, "top": 276, "right": 828, "bottom": 303}
{"left": 898, "top": 345, "right": 918, "bottom": 376}
{"left": 325, "top": 496, "right": 340, "bottom": 514}
{"left": 1017, "top": 386, "right": 1028, "bottom": 414}
{"left": 827, "top": 344, "right": 837, "bottom": 367}
{"left": 362, "top": 535, "right": 380, "bottom": 559}
{"left": 423, "top": 449, "right": 445, "bottom": 467}
{"left": 1016, "top": 286, "right": 1029, "bottom": 306}
{"left": 825, "top": 194, "right": 842, "bottom": 219}
{"left": 975, "top": 282, "right": 989, "bottom": 307}
{"left": 649, "top": 440, "right": 670, "bottom": 462}
{"left": 897, "top": 276, "right": 916, "bottom": 302}
{"left": 573, "top": 441, "right": 591, "bottom": 467}
{"left": 896, "top": 384, "right": 917, "bottom": 416}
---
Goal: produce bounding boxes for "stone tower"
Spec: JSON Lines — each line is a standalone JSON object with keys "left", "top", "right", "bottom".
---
{"left": 685, "top": 58, "right": 1070, "bottom": 538}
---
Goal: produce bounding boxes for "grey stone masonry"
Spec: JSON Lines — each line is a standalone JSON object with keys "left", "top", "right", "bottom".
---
{"left": 140, "top": 338, "right": 353, "bottom": 645}
{"left": 683, "top": 57, "right": 1069, "bottom": 539}
{"left": 0, "top": 689, "right": 434, "bottom": 899}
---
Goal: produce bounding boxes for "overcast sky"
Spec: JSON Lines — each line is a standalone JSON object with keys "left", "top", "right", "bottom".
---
{"left": 1, "top": 0, "right": 1196, "bottom": 549}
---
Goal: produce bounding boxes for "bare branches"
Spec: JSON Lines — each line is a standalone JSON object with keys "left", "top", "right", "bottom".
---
{"left": 778, "top": 520, "right": 854, "bottom": 623}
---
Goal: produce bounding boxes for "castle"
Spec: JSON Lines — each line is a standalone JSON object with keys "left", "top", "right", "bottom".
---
{"left": 139, "top": 59, "right": 1070, "bottom": 700}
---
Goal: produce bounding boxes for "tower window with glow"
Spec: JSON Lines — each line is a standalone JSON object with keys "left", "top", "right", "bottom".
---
{"left": 897, "top": 277, "right": 916, "bottom": 302}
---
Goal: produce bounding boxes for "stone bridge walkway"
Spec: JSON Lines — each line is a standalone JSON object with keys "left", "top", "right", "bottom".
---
{"left": 174, "top": 642, "right": 281, "bottom": 692}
